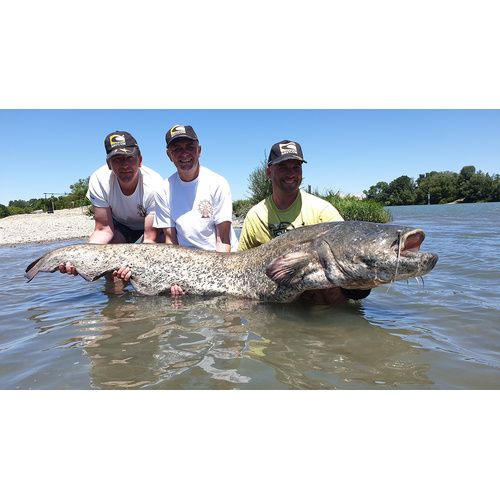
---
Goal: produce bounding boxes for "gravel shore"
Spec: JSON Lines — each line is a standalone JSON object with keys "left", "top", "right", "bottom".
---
{"left": 0, "top": 208, "right": 95, "bottom": 246}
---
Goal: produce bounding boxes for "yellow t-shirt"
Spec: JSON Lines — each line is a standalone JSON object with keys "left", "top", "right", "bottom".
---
{"left": 237, "top": 191, "right": 344, "bottom": 251}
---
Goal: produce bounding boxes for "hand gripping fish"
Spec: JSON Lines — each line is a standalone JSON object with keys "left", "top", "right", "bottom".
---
{"left": 25, "top": 221, "right": 438, "bottom": 303}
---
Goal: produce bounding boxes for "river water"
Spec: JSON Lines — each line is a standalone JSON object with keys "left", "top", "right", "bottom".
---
{"left": 1, "top": 203, "right": 499, "bottom": 389}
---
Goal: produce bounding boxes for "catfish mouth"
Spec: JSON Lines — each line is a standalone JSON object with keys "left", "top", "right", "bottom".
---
{"left": 393, "top": 229, "right": 425, "bottom": 256}
{"left": 391, "top": 228, "right": 439, "bottom": 272}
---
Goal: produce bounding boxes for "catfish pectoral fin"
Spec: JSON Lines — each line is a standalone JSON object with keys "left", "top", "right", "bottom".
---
{"left": 265, "top": 251, "right": 311, "bottom": 286}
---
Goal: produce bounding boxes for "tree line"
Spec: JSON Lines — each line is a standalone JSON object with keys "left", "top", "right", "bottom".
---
{"left": 363, "top": 166, "right": 500, "bottom": 206}
{"left": 0, "top": 178, "right": 90, "bottom": 218}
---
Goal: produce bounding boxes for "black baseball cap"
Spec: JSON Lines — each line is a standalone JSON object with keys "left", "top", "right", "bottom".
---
{"left": 104, "top": 131, "right": 140, "bottom": 160}
{"left": 268, "top": 140, "right": 307, "bottom": 166}
{"left": 166, "top": 124, "right": 198, "bottom": 147}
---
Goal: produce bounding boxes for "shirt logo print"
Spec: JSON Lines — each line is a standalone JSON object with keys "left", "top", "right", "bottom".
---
{"left": 198, "top": 199, "right": 213, "bottom": 218}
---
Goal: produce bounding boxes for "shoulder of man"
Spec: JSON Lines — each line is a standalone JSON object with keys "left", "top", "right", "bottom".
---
{"left": 140, "top": 164, "right": 163, "bottom": 179}
{"left": 87, "top": 165, "right": 113, "bottom": 207}
{"left": 300, "top": 190, "right": 329, "bottom": 204}
{"left": 140, "top": 165, "right": 164, "bottom": 186}
{"left": 199, "top": 165, "right": 230, "bottom": 185}
{"left": 246, "top": 197, "right": 268, "bottom": 217}
{"left": 90, "top": 164, "right": 112, "bottom": 181}
{"left": 299, "top": 191, "right": 344, "bottom": 221}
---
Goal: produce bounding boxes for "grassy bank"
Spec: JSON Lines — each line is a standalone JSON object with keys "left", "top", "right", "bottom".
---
{"left": 322, "top": 191, "right": 391, "bottom": 223}
{"left": 233, "top": 191, "right": 391, "bottom": 223}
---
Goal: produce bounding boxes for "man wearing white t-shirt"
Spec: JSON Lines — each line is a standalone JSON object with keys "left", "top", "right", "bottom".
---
{"left": 153, "top": 124, "right": 236, "bottom": 294}
{"left": 59, "top": 131, "right": 163, "bottom": 282}
{"left": 154, "top": 124, "right": 236, "bottom": 251}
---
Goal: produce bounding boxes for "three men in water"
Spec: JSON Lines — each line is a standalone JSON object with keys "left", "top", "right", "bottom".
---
{"left": 60, "top": 130, "right": 370, "bottom": 304}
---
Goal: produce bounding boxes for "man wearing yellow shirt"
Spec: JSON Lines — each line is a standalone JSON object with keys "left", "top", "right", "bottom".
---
{"left": 238, "top": 139, "right": 370, "bottom": 304}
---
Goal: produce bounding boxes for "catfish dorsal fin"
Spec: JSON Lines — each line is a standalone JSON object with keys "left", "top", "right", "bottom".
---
{"left": 265, "top": 251, "right": 311, "bottom": 287}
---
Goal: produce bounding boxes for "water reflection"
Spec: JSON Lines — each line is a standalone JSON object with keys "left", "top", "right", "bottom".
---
{"left": 241, "top": 302, "right": 433, "bottom": 389}
{"left": 24, "top": 290, "right": 433, "bottom": 389}
{"left": 59, "top": 294, "right": 253, "bottom": 389}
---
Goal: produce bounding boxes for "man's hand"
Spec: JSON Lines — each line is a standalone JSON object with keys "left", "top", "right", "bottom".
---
{"left": 58, "top": 261, "right": 78, "bottom": 276}
{"left": 170, "top": 284, "right": 185, "bottom": 296}
{"left": 113, "top": 266, "right": 132, "bottom": 282}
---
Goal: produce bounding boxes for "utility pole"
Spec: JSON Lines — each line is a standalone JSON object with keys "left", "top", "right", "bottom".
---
{"left": 43, "top": 192, "right": 67, "bottom": 213}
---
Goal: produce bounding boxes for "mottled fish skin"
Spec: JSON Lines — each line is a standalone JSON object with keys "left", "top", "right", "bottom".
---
{"left": 25, "top": 221, "right": 438, "bottom": 303}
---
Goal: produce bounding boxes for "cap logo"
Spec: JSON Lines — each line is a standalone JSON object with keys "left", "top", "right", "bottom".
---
{"left": 170, "top": 125, "right": 186, "bottom": 138}
{"left": 279, "top": 142, "right": 298, "bottom": 155}
{"left": 109, "top": 134, "right": 126, "bottom": 147}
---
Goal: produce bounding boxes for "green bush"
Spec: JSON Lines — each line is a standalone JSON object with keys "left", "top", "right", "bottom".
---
{"left": 8, "top": 206, "right": 31, "bottom": 216}
{"left": 0, "top": 204, "right": 10, "bottom": 218}
{"left": 323, "top": 191, "right": 391, "bottom": 223}
{"left": 85, "top": 205, "right": 95, "bottom": 218}
{"left": 247, "top": 162, "right": 272, "bottom": 204}
{"left": 233, "top": 199, "right": 253, "bottom": 218}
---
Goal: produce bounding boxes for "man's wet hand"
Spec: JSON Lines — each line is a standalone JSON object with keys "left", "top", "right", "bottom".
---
{"left": 58, "top": 262, "right": 78, "bottom": 276}
{"left": 113, "top": 266, "right": 132, "bottom": 282}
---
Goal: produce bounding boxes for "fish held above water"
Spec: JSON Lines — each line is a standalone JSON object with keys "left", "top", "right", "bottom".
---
{"left": 25, "top": 221, "right": 438, "bottom": 303}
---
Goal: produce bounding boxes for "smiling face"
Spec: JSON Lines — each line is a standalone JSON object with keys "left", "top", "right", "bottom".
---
{"left": 267, "top": 159, "right": 303, "bottom": 196}
{"left": 167, "top": 138, "right": 202, "bottom": 182}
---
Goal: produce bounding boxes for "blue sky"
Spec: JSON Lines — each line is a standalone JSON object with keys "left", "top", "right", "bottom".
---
{"left": 1, "top": 109, "right": 499, "bottom": 206}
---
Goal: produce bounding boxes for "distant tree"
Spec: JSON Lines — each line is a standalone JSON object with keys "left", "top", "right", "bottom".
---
{"left": 70, "top": 177, "right": 89, "bottom": 198}
{"left": 462, "top": 171, "right": 494, "bottom": 202}
{"left": 386, "top": 175, "right": 416, "bottom": 205}
{"left": 247, "top": 159, "right": 272, "bottom": 205}
{"left": 26, "top": 198, "right": 45, "bottom": 211}
{"left": 7, "top": 206, "right": 29, "bottom": 215}
{"left": 67, "top": 177, "right": 91, "bottom": 207}
{"left": 0, "top": 204, "right": 9, "bottom": 218}
{"left": 415, "top": 171, "right": 459, "bottom": 204}
{"left": 491, "top": 175, "right": 500, "bottom": 201}
{"left": 363, "top": 181, "right": 389, "bottom": 204}
{"left": 8, "top": 199, "right": 30, "bottom": 209}
{"left": 457, "top": 165, "right": 476, "bottom": 199}
{"left": 458, "top": 165, "right": 476, "bottom": 181}
{"left": 233, "top": 199, "right": 253, "bottom": 218}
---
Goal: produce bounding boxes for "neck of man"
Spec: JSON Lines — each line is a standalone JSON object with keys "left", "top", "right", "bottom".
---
{"left": 178, "top": 163, "right": 200, "bottom": 183}
{"left": 272, "top": 189, "right": 300, "bottom": 210}
{"left": 118, "top": 173, "right": 140, "bottom": 196}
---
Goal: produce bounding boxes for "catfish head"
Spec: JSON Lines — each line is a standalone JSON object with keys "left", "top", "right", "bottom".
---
{"left": 264, "top": 221, "right": 438, "bottom": 293}
{"left": 315, "top": 221, "right": 438, "bottom": 289}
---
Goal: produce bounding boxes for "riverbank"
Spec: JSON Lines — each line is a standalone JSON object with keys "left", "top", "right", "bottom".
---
{"left": 0, "top": 208, "right": 244, "bottom": 246}
{"left": 0, "top": 208, "right": 95, "bottom": 246}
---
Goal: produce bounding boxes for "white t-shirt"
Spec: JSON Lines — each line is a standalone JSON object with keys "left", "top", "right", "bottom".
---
{"left": 154, "top": 166, "right": 238, "bottom": 251}
{"left": 87, "top": 164, "right": 163, "bottom": 230}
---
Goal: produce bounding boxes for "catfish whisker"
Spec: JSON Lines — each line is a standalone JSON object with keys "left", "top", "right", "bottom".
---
{"left": 392, "top": 229, "right": 402, "bottom": 283}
